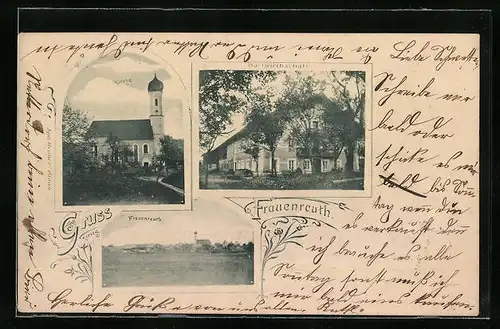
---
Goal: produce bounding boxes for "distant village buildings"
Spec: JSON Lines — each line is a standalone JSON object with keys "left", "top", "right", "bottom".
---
{"left": 108, "top": 234, "right": 252, "bottom": 254}
{"left": 193, "top": 231, "right": 211, "bottom": 250}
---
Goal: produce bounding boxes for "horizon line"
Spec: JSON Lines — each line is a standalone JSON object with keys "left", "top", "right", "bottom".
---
{"left": 104, "top": 241, "right": 253, "bottom": 246}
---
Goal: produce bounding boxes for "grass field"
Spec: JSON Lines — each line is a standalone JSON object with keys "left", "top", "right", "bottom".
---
{"left": 200, "top": 171, "right": 364, "bottom": 190}
{"left": 161, "top": 171, "right": 185, "bottom": 189}
{"left": 63, "top": 172, "right": 184, "bottom": 205}
{"left": 102, "top": 248, "right": 254, "bottom": 287}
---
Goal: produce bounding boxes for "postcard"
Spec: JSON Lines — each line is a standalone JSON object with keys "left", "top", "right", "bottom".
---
{"left": 17, "top": 32, "right": 480, "bottom": 316}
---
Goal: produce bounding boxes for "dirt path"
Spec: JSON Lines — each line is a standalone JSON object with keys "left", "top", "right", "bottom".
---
{"left": 138, "top": 176, "right": 184, "bottom": 195}
{"left": 330, "top": 177, "right": 364, "bottom": 183}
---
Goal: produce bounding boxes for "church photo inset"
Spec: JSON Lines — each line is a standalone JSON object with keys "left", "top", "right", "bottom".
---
{"left": 62, "top": 54, "right": 186, "bottom": 206}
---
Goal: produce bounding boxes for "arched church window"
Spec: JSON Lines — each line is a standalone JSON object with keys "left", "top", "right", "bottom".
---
{"left": 155, "top": 98, "right": 158, "bottom": 106}
{"left": 143, "top": 144, "right": 149, "bottom": 154}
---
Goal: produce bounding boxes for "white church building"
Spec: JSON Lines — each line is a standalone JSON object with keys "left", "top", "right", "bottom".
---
{"left": 89, "top": 73, "right": 165, "bottom": 168}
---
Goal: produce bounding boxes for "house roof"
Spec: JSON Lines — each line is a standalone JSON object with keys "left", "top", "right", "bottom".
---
{"left": 89, "top": 119, "right": 154, "bottom": 141}
{"left": 207, "top": 126, "right": 249, "bottom": 154}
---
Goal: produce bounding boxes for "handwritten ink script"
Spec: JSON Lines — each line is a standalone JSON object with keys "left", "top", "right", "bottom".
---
{"left": 19, "top": 65, "right": 57, "bottom": 310}
{"left": 21, "top": 34, "right": 479, "bottom": 71}
{"left": 18, "top": 32, "right": 480, "bottom": 316}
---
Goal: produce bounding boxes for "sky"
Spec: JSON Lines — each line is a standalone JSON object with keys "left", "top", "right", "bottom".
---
{"left": 65, "top": 53, "right": 187, "bottom": 139}
{"left": 100, "top": 199, "right": 254, "bottom": 246}
{"left": 208, "top": 70, "right": 362, "bottom": 150}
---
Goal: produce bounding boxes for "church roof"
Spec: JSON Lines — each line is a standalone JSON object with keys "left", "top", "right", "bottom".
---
{"left": 148, "top": 74, "right": 164, "bottom": 92}
{"left": 89, "top": 119, "right": 154, "bottom": 140}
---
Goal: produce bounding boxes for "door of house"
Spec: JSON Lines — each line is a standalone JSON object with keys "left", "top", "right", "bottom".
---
{"left": 271, "top": 158, "right": 279, "bottom": 173}
{"left": 312, "top": 158, "right": 321, "bottom": 174}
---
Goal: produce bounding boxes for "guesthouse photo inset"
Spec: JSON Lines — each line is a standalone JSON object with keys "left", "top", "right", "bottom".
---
{"left": 62, "top": 54, "right": 186, "bottom": 206}
{"left": 198, "top": 69, "right": 367, "bottom": 191}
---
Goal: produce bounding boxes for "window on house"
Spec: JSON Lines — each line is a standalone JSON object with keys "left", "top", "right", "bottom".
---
{"left": 143, "top": 144, "right": 149, "bottom": 154}
{"left": 303, "top": 159, "right": 311, "bottom": 170}
{"left": 312, "top": 121, "right": 319, "bottom": 129}
{"left": 288, "top": 159, "right": 296, "bottom": 171}
{"left": 288, "top": 139, "right": 294, "bottom": 151}
{"left": 322, "top": 159, "right": 329, "bottom": 172}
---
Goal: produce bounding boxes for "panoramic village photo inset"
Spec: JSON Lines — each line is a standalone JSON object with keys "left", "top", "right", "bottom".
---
{"left": 199, "top": 70, "right": 366, "bottom": 191}
{"left": 102, "top": 230, "right": 254, "bottom": 287}
{"left": 62, "top": 54, "right": 186, "bottom": 206}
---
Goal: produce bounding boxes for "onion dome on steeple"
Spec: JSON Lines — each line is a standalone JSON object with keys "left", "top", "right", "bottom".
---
{"left": 147, "top": 72, "right": 164, "bottom": 92}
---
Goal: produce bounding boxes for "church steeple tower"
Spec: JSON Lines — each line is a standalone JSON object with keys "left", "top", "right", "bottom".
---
{"left": 148, "top": 72, "right": 164, "bottom": 116}
{"left": 148, "top": 72, "right": 164, "bottom": 152}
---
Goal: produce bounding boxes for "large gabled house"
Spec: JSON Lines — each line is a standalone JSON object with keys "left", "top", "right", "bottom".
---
{"left": 202, "top": 125, "right": 363, "bottom": 175}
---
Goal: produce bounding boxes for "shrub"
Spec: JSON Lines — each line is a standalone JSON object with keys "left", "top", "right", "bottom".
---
{"left": 122, "top": 167, "right": 142, "bottom": 177}
{"left": 235, "top": 169, "right": 253, "bottom": 177}
{"left": 330, "top": 167, "right": 343, "bottom": 173}
{"left": 226, "top": 175, "right": 243, "bottom": 181}
{"left": 162, "top": 172, "right": 185, "bottom": 189}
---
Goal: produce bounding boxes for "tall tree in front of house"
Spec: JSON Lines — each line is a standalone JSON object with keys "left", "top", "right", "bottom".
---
{"left": 199, "top": 70, "right": 255, "bottom": 185}
{"left": 245, "top": 88, "right": 289, "bottom": 177}
{"left": 152, "top": 135, "right": 183, "bottom": 182}
{"left": 198, "top": 70, "right": 278, "bottom": 184}
{"left": 327, "top": 71, "right": 365, "bottom": 174}
{"left": 280, "top": 72, "right": 326, "bottom": 174}
{"left": 241, "top": 138, "right": 262, "bottom": 176}
{"left": 319, "top": 97, "right": 349, "bottom": 170}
